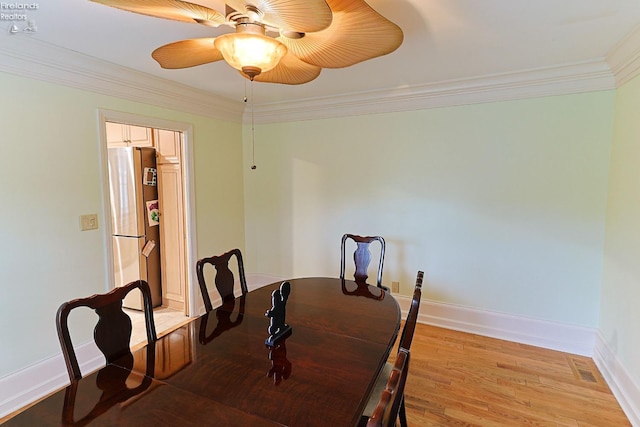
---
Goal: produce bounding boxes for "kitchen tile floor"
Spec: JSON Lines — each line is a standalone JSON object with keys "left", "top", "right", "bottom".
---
{"left": 124, "top": 306, "right": 191, "bottom": 350}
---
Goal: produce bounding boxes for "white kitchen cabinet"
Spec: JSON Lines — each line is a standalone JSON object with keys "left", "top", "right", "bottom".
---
{"left": 154, "top": 129, "right": 181, "bottom": 164}
{"left": 106, "top": 122, "right": 152, "bottom": 147}
{"left": 157, "top": 162, "right": 187, "bottom": 311}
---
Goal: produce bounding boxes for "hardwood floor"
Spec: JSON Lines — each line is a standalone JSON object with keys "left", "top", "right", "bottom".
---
{"left": 398, "top": 323, "right": 631, "bottom": 426}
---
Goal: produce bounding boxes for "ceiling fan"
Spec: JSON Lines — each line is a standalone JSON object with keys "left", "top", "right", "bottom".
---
{"left": 91, "top": 0, "right": 404, "bottom": 84}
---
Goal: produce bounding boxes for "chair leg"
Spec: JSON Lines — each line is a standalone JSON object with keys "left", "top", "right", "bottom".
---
{"left": 398, "top": 395, "right": 408, "bottom": 427}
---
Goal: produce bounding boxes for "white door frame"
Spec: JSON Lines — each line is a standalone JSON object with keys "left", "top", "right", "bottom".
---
{"left": 97, "top": 109, "right": 198, "bottom": 317}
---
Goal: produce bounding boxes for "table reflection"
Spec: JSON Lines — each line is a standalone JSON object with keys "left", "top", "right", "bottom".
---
{"left": 62, "top": 345, "right": 155, "bottom": 426}
{"left": 341, "top": 279, "right": 386, "bottom": 300}
{"left": 199, "top": 296, "right": 246, "bottom": 344}
{"left": 266, "top": 336, "right": 292, "bottom": 386}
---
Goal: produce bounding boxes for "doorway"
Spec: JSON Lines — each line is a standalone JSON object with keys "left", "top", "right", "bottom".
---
{"left": 98, "top": 110, "right": 198, "bottom": 322}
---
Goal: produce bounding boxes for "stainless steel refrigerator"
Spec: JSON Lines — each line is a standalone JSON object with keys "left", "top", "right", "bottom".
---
{"left": 108, "top": 147, "right": 162, "bottom": 309}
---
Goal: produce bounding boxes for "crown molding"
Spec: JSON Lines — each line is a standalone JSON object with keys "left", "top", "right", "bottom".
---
{"left": 0, "top": 37, "right": 244, "bottom": 122}
{"left": 1, "top": 36, "right": 633, "bottom": 126}
{"left": 247, "top": 60, "right": 616, "bottom": 124}
{"left": 607, "top": 24, "right": 640, "bottom": 87}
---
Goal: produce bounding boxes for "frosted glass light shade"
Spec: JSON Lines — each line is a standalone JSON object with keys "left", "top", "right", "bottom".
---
{"left": 215, "top": 31, "right": 287, "bottom": 78}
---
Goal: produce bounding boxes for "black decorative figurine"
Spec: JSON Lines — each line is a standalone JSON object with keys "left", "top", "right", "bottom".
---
{"left": 265, "top": 281, "right": 292, "bottom": 346}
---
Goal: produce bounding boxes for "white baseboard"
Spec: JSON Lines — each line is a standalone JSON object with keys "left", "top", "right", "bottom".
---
{"left": 593, "top": 330, "right": 640, "bottom": 427}
{"left": 246, "top": 273, "right": 286, "bottom": 291}
{"left": 393, "top": 295, "right": 596, "bottom": 356}
{"left": 0, "top": 342, "right": 104, "bottom": 419}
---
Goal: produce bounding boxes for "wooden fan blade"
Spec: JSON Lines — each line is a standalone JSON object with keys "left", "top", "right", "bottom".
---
{"left": 152, "top": 38, "right": 223, "bottom": 68}
{"left": 280, "top": 0, "right": 403, "bottom": 68}
{"left": 225, "top": 0, "right": 332, "bottom": 33}
{"left": 90, "top": 0, "right": 226, "bottom": 26}
{"left": 248, "top": 52, "right": 321, "bottom": 84}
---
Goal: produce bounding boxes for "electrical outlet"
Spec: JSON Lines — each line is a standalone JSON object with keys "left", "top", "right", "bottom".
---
{"left": 80, "top": 214, "right": 98, "bottom": 231}
{"left": 391, "top": 281, "right": 400, "bottom": 293}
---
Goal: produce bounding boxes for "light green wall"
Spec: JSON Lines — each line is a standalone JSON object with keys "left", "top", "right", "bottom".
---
{"left": 0, "top": 72, "right": 244, "bottom": 377}
{"left": 601, "top": 74, "right": 640, "bottom": 384}
{"left": 2, "top": 65, "right": 633, "bottom": 389}
{"left": 243, "top": 91, "right": 615, "bottom": 328}
{"left": 192, "top": 118, "right": 246, "bottom": 258}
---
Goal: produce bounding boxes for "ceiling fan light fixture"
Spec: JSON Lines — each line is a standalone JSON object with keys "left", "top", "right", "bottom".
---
{"left": 214, "top": 22, "right": 287, "bottom": 79}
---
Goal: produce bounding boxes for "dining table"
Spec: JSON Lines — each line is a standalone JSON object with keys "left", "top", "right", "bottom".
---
{"left": 5, "top": 277, "right": 401, "bottom": 426}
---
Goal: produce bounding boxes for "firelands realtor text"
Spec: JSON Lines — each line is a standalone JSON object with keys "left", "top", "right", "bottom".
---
{"left": 1, "top": 3, "right": 38, "bottom": 20}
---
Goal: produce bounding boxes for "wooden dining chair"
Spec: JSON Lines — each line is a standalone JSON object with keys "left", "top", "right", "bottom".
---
{"left": 361, "top": 270, "right": 423, "bottom": 427}
{"left": 398, "top": 270, "right": 423, "bottom": 352}
{"left": 361, "top": 348, "right": 411, "bottom": 427}
{"left": 56, "top": 280, "right": 157, "bottom": 382}
{"left": 196, "top": 248, "right": 248, "bottom": 312}
{"left": 340, "top": 234, "right": 387, "bottom": 289}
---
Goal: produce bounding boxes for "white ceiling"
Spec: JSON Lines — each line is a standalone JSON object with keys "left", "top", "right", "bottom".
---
{"left": 4, "top": 0, "right": 640, "bottom": 107}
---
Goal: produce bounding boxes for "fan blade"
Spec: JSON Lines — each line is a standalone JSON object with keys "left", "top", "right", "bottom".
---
{"left": 225, "top": 0, "right": 332, "bottom": 33}
{"left": 279, "top": 0, "right": 403, "bottom": 68}
{"left": 90, "top": 0, "right": 226, "bottom": 26}
{"left": 249, "top": 53, "right": 321, "bottom": 84}
{"left": 152, "top": 38, "right": 223, "bottom": 68}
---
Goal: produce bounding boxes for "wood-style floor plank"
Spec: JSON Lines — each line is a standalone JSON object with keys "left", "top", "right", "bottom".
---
{"left": 398, "top": 323, "right": 631, "bottom": 427}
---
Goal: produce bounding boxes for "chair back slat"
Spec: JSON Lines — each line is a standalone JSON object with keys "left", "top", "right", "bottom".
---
{"left": 94, "top": 302, "right": 134, "bottom": 364}
{"left": 340, "top": 234, "right": 386, "bottom": 288}
{"left": 196, "top": 248, "right": 248, "bottom": 312}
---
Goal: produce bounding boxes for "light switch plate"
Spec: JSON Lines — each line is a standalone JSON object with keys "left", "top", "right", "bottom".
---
{"left": 80, "top": 214, "right": 98, "bottom": 231}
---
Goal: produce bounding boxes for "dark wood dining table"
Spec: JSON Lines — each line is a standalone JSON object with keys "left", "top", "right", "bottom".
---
{"left": 5, "top": 277, "right": 401, "bottom": 426}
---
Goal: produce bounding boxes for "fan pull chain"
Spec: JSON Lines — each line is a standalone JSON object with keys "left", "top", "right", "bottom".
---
{"left": 250, "top": 80, "right": 257, "bottom": 170}
{"left": 242, "top": 80, "right": 257, "bottom": 170}
{"left": 243, "top": 78, "right": 247, "bottom": 103}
